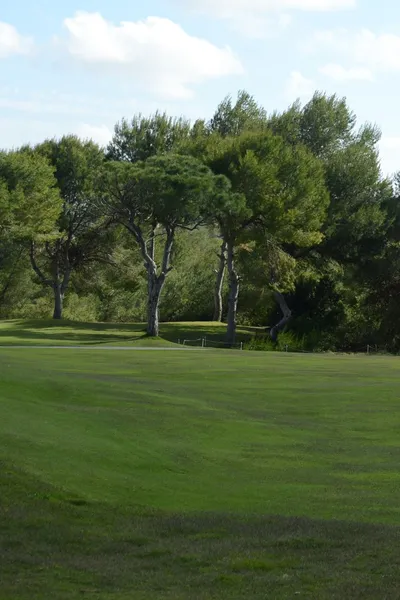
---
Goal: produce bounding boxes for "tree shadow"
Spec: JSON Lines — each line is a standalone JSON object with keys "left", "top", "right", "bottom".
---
{"left": 0, "top": 319, "right": 262, "bottom": 346}
{"left": 0, "top": 320, "right": 147, "bottom": 345}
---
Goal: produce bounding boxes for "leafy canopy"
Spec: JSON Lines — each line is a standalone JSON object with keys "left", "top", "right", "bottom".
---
{"left": 0, "top": 150, "right": 61, "bottom": 240}
{"left": 101, "top": 153, "right": 231, "bottom": 230}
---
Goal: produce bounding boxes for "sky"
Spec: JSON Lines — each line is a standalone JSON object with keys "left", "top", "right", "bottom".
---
{"left": 1, "top": 0, "right": 400, "bottom": 175}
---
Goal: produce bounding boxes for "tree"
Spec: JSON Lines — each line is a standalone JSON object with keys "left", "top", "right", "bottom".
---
{"left": 188, "top": 130, "right": 329, "bottom": 344}
{"left": 209, "top": 90, "right": 267, "bottom": 137}
{"left": 214, "top": 193, "right": 251, "bottom": 345}
{"left": 107, "top": 112, "right": 191, "bottom": 163}
{"left": 0, "top": 236, "right": 29, "bottom": 313}
{"left": 213, "top": 238, "right": 227, "bottom": 322}
{"left": 160, "top": 228, "right": 222, "bottom": 322}
{"left": 0, "top": 150, "right": 60, "bottom": 241}
{"left": 0, "top": 151, "right": 61, "bottom": 316}
{"left": 99, "top": 153, "right": 230, "bottom": 337}
{"left": 192, "top": 90, "right": 269, "bottom": 322}
{"left": 210, "top": 91, "right": 268, "bottom": 322}
{"left": 30, "top": 136, "right": 107, "bottom": 319}
{"left": 269, "top": 93, "right": 392, "bottom": 345}
{"left": 269, "top": 92, "right": 356, "bottom": 158}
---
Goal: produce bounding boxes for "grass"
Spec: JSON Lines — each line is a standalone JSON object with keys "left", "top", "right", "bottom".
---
{"left": 2, "top": 334, "right": 400, "bottom": 597}
{"left": 0, "top": 319, "right": 258, "bottom": 347}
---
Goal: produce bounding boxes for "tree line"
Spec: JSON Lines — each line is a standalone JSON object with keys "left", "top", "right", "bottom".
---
{"left": 1, "top": 90, "right": 399, "bottom": 350}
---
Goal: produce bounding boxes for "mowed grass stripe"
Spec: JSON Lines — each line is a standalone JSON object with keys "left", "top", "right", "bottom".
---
{"left": 3, "top": 348, "right": 400, "bottom": 598}
{"left": 1, "top": 350, "right": 400, "bottom": 522}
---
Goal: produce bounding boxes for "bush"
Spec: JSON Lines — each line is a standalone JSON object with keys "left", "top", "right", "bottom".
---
{"left": 245, "top": 331, "right": 306, "bottom": 352}
{"left": 63, "top": 293, "right": 99, "bottom": 322}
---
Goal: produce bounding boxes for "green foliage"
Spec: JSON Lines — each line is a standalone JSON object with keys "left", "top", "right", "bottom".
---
{"left": 133, "top": 153, "right": 230, "bottom": 227}
{"left": 160, "top": 228, "right": 220, "bottom": 321}
{"left": 269, "top": 92, "right": 356, "bottom": 158}
{"left": 266, "top": 91, "right": 392, "bottom": 348}
{"left": 63, "top": 292, "right": 100, "bottom": 322}
{"left": 107, "top": 112, "right": 191, "bottom": 163}
{"left": 0, "top": 90, "right": 398, "bottom": 351}
{"left": 102, "top": 153, "right": 230, "bottom": 229}
{"left": 100, "top": 153, "right": 232, "bottom": 335}
{"left": 0, "top": 150, "right": 61, "bottom": 240}
{"left": 187, "top": 129, "right": 328, "bottom": 246}
{"left": 245, "top": 331, "right": 306, "bottom": 352}
{"left": 299, "top": 92, "right": 356, "bottom": 157}
{"left": 29, "top": 136, "right": 110, "bottom": 315}
{"left": 37, "top": 135, "right": 104, "bottom": 201}
{"left": 208, "top": 89, "right": 268, "bottom": 137}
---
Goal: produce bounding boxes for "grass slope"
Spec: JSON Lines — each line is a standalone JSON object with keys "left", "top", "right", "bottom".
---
{"left": 2, "top": 348, "right": 400, "bottom": 598}
{"left": 0, "top": 319, "right": 257, "bottom": 347}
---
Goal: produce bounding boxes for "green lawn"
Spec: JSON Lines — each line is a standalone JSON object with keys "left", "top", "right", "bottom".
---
{"left": 0, "top": 319, "right": 257, "bottom": 347}
{"left": 2, "top": 342, "right": 400, "bottom": 598}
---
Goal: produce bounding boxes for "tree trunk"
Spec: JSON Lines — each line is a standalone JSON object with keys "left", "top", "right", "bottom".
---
{"left": 127, "top": 222, "right": 174, "bottom": 338}
{"left": 213, "top": 240, "right": 227, "bottom": 322}
{"left": 270, "top": 291, "right": 292, "bottom": 342}
{"left": 146, "top": 228, "right": 174, "bottom": 337}
{"left": 53, "top": 284, "right": 64, "bottom": 320}
{"left": 226, "top": 241, "right": 240, "bottom": 346}
{"left": 52, "top": 267, "right": 70, "bottom": 321}
{"left": 146, "top": 271, "right": 164, "bottom": 337}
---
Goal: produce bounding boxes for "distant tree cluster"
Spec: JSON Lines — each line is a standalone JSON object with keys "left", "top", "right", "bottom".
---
{"left": 1, "top": 91, "right": 399, "bottom": 350}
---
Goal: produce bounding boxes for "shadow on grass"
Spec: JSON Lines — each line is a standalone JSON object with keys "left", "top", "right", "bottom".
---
{"left": 1, "top": 319, "right": 146, "bottom": 333}
{"left": 2, "top": 462, "right": 400, "bottom": 599}
{"left": 0, "top": 320, "right": 148, "bottom": 345}
{"left": 0, "top": 319, "right": 260, "bottom": 347}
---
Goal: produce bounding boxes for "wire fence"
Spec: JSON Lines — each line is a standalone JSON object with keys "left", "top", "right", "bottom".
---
{"left": 266, "top": 343, "right": 387, "bottom": 355}
{"left": 180, "top": 337, "right": 243, "bottom": 350}
{"left": 181, "top": 337, "right": 205, "bottom": 347}
{"left": 204, "top": 338, "right": 243, "bottom": 350}
{"left": 178, "top": 337, "right": 387, "bottom": 355}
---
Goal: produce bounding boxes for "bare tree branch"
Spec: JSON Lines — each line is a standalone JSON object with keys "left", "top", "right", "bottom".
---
{"left": 270, "top": 291, "right": 292, "bottom": 342}
{"left": 161, "top": 227, "right": 175, "bottom": 277}
{"left": 30, "top": 243, "right": 54, "bottom": 287}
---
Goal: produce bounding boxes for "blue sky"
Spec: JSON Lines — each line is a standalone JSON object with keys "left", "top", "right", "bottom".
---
{"left": 1, "top": 0, "right": 400, "bottom": 174}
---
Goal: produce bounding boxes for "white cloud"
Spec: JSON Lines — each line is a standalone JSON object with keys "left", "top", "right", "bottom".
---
{"left": 182, "top": 0, "right": 355, "bottom": 16}
{"left": 319, "top": 63, "right": 374, "bottom": 82}
{"left": 312, "top": 29, "right": 400, "bottom": 75}
{"left": 285, "top": 71, "right": 315, "bottom": 100}
{"left": 0, "top": 90, "right": 129, "bottom": 119}
{"left": 76, "top": 124, "right": 113, "bottom": 147}
{"left": 177, "top": 0, "right": 355, "bottom": 37}
{"left": 225, "top": 12, "right": 292, "bottom": 39}
{"left": 0, "top": 96, "right": 91, "bottom": 116}
{"left": 59, "top": 12, "right": 243, "bottom": 99}
{"left": 0, "top": 22, "right": 33, "bottom": 58}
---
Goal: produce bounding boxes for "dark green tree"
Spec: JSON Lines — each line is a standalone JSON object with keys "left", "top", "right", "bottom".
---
{"left": 267, "top": 92, "right": 392, "bottom": 345}
{"left": 107, "top": 113, "right": 191, "bottom": 163}
{"left": 0, "top": 150, "right": 61, "bottom": 315}
{"left": 30, "top": 136, "right": 108, "bottom": 319}
{"left": 100, "top": 153, "right": 230, "bottom": 337}
{"left": 190, "top": 90, "right": 269, "bottom": 322}
{"left": 187, "top": 130, "right": 329, "bottom": 344}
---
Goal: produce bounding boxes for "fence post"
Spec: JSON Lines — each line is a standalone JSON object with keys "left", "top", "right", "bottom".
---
{"left": 240, "top": 342, "right": 243, "bottom": 351}
{"left": 367, "top": 344, "right": 370, "bottom": 355}
{"left": 202, "top": 338, "right": 205, "bottom": 348}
